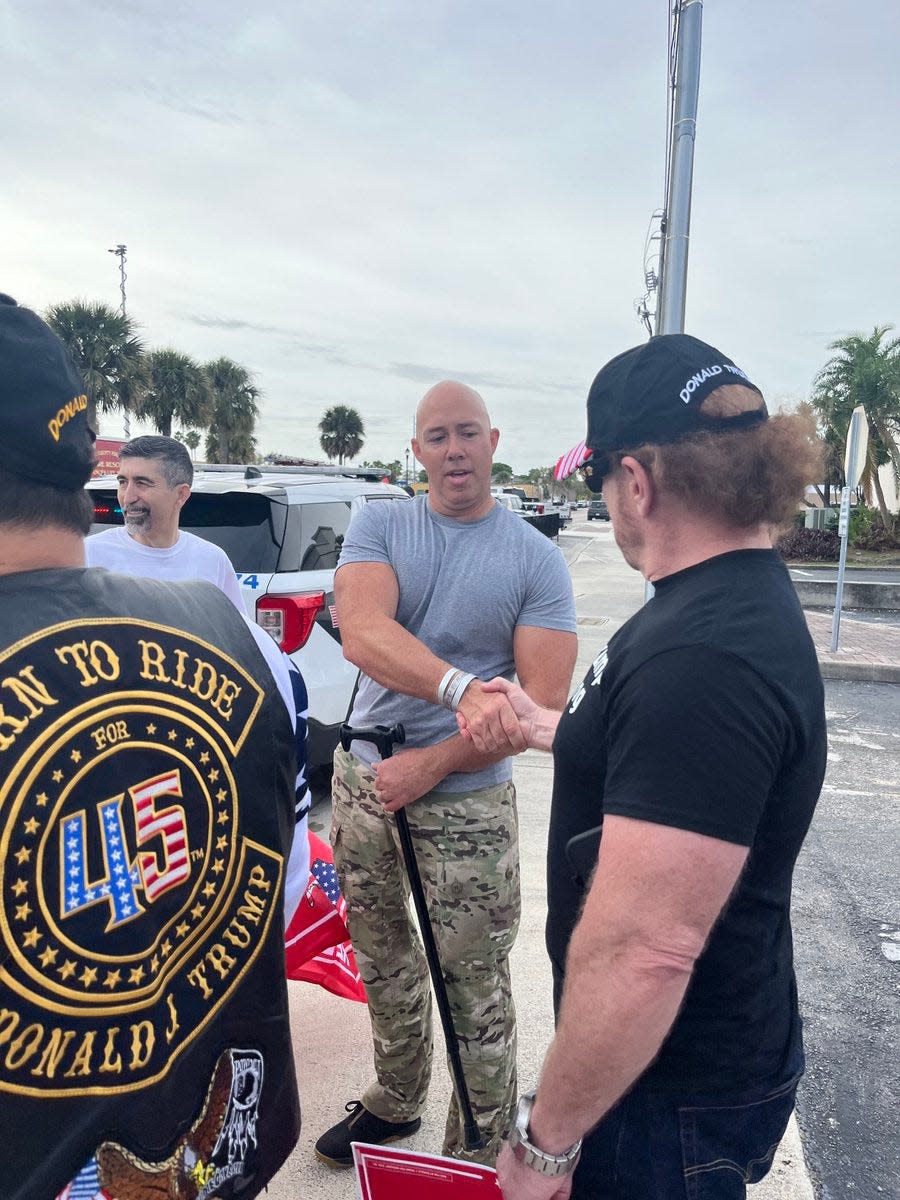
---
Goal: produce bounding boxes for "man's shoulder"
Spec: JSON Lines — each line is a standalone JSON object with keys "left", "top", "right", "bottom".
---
{"left": 177, "top": 529, "right": 228, "bottom": 559}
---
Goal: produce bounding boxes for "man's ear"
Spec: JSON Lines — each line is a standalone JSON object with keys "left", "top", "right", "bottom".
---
{"left": 411, "top": 438, "right": 422, "bottom": 465}
{"left": 618, "top": 455, "right": 655, "bottom": 516}
{"left": 489, "top": 427, "right": 500, "bottom": 454}
{"left": 175, "top": 484, "right": 192, "bottom": 512}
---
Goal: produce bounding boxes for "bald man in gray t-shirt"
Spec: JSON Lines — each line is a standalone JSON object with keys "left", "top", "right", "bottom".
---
{"left": 315, "top": 382, "right": 577, "bottom": 1168}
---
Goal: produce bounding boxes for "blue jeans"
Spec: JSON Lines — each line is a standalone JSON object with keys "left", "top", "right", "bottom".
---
{"left": 572, "top": 1062, "right": 803, "bottom": 1199}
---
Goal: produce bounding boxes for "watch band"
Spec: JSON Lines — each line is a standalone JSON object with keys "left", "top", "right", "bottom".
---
{"left": 508, "top": 1091, "right": 582, "bottom": 1178}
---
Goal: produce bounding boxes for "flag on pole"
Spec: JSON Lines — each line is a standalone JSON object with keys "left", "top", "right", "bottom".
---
{"left": 554, "top": 440, "right": 592, "bottom": 481}
{"left": 285, "top": 831, "right": 366, "bottom": 1003}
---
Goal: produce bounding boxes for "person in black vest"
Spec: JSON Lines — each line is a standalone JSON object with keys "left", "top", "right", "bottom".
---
{"left": 0, "top": 294, "right": 301, "bottom": 1200}
{"left": 459, "top": 335, "right": 826, "bottom": 1200}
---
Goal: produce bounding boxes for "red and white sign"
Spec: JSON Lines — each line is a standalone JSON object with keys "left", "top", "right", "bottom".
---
{"left": 92, "top": 438, "right": 126, "bottom": 478}
{"left": 353, "top": 1143, "right": 500, "bottom": 1200}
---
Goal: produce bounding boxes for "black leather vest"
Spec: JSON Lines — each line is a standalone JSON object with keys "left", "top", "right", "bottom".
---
{"left": 0, "top": 567, "right": 301, "bottom": 1199}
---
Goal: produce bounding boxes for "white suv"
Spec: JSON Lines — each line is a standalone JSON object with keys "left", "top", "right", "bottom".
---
{"left": 87, "top": 467, "right": 410, "bottom": 776}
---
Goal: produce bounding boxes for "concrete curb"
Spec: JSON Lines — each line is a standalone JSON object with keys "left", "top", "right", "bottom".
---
{"left": 816, "top": 658, "right": 900, "bottom": 684}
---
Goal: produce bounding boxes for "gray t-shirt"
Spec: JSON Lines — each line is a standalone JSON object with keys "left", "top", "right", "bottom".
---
{"left": 337, "top": 496, "right": 577, "bottom": 791}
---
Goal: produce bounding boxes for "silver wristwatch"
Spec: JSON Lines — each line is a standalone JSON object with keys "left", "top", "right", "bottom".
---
{"left": 508, "top": 1091, "right": 582, "bottom": 1177}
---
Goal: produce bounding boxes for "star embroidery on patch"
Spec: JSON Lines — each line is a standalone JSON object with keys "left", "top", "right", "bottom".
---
{"left": 80, "top": 966, "right": 98, "bottom": 987}
{"left": 199, "top": 751, "right": 210, "bottom": 764}
{"left": 35, "top": 792, "right": 49, "bottom": 807}
{"left": 12, "top": 878, "right": 27, "bottom": 897}
{"left": 207, "top": 768, "right": 220, "bottom": 783}
{"left": 58, "top": 958, "right": 77, "bottom": 979}
{"left": 14, "top": 846, "right": 31, "bottom": 866}
{"left": 160, "top": 939, "right": 172, "bottom": 959}
{"left": 176, "top": 921, "right": 190, "bottom": 938}
{"left": 216, "top": 835, "right": 227, "bottom": 851}
{"left": 39, "top": 946, "right": 58, "bottom": 968}
{"left": 167, "top": 730, "right": 178, "bottom": 742}
{"left": 129, "top": 965, "right": 145, "bottom": 984}
{"left": 52, "top": 769, "right": 63, "bottom": 783}
{"left": 146, "top": 723, "right": 157, "bottom": 735}
{"left": 216, "top": 789, "right": 227, "bottom": 803}
{"left": 150, "top": 955, "right": 160, "bottom": 974}
{"left": 15, "top": 902, "right": 32, "bottom": 922}
{"left": 211, "top": 859, "right": 224, "bottom": 875}
{"left": 70, "top": 748, "right": 82, "bottom": 764}
{"left": 217, "top": 811, "right": 229, "bottom": 826}
{"left": 103, "top": 969, "right": 121, "bottom": 989}
{"left": 202, "top": 882, "right": 216, "bottom": 899}
{"left": 23, "top": 928, "right": 42, "bottom": 950}
{"left": 191, "top": 903, "right": 205, "bottom": 920}
{"left": 185, "top": 737, "right": 195, "bottom": 749}
{"left": 23, "top": 817, "right": 39, "bottom": 836}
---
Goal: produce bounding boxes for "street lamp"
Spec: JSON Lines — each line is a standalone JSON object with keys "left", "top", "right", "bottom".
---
{"left": 405, "top": 447, "right": 410, "bottom": 486}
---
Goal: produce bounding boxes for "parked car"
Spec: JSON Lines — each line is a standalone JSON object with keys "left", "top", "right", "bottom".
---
{"left": 587, "top": 497, "right": 609, "bottom": 520}
{"left": 87, "top": 467, "right": 411, "bottom": 774}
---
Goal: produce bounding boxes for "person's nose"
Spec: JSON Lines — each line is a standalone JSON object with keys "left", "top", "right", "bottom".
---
{"left": 120, "top": 482, "right": 138, "bottom": 506}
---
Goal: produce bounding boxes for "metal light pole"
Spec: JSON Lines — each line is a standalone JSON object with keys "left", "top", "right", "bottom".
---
{"left": 108, "top": 243, "right": 130, "bottom": 437}
{"left": 405, "top": 447, "right": 410, "bottom": 486}
{"left": 656, "top": 0, "right": 703, "bottom": 337}
{"left": 830, "top": 406, "right": 867, "bottom": 652}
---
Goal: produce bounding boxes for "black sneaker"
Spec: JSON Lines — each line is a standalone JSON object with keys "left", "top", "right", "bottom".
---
{"left": 314, "top": 1100, "right": 422, "bottom": 1168}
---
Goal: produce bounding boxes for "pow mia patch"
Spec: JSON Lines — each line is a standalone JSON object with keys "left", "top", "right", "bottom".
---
{"left": 56, "top": 1046, "right": 265, "bottom": 1199}
{"left": 0, "top": 619, "right": 284, "bottom": 1099}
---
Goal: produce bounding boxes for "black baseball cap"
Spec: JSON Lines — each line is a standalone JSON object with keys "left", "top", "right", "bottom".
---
{"left": 584, "top": 333, "right": 767, "bottom": 490}
{"left": 0, "top": 293, "right": 96, "bottom": 489}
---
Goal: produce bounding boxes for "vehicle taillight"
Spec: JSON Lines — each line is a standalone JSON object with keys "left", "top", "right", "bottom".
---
{"left": 256, "top": 592, "right": 325, "bottom": 653}
{"left": 93, "top": 505, "right": 111, "bottom": 515}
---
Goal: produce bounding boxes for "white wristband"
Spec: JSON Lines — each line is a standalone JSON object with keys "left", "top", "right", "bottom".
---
{"left": 446, "top": 671, "right": 476, "bottom": 712}
{"left": 437, "top": 667, "right": 461, "bottom": 707}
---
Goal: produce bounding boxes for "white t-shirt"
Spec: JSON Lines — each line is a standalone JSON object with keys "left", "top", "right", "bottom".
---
{"left": 86, "top": 526, "right": 245, "bottom": 613}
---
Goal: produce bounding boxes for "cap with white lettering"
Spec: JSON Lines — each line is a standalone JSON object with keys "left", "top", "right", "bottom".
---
{"left": 0, "top": 294, "right": 96, "bottom": 489}
{"left": 584, "top": 334, "right": 766, "bottom": 490}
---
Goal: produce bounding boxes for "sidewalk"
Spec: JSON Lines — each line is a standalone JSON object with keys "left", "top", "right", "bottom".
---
{"left": 804, "top": 609, "right": 900, "bottom": 683}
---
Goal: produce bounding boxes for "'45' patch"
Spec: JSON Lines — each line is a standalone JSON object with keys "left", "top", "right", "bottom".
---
{"left": 0, "top": 619, "right": 284, "bottom": 1098}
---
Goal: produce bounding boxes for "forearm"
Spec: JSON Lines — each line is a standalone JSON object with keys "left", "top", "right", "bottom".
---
{"left": 528, "top": 936, "right": 694, "bottom": 1153}
{"left": 342, "top": 613, "right": 457, "bottom": 703}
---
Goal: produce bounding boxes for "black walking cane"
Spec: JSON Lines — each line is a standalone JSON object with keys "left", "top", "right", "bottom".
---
{"left": 340, "top": 721, "right": 484, "bottom": 1153}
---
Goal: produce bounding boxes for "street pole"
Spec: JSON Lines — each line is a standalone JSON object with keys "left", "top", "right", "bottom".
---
{"left": 643, "top": 0, "right": 703, "bottom": 605}
{"left": 108, "top": 243, "right": 130, "bottom": 437}
{"left": 656, "top": 0, "right": 703, "bottom": 337}
{"left": 830, "top": 406, "right": 867, "bottom": 652}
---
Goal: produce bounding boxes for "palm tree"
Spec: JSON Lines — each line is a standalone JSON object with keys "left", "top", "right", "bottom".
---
{"left": 203, "top": 358, "right": 260, "bottom": 464}
{"left": 318, "top": 405, "right": 365, "bottom": 464}
{"left": 45, "top": 299, "right": 146, "bottom": 429}
{"left": 138, "top": 349, "right": 212, "bottom": 438}
{"left": 812, "top": 326, "right": 900, "bottom": 534}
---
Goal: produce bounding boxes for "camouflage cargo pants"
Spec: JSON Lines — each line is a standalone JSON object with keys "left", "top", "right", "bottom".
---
{"left": 330, "top": 746, "right": 520, "bottom": 1163}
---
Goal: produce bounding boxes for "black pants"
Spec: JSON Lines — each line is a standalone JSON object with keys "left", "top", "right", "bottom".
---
{"left": 571, "top": 1060, "right": 803, "bottom": 1200}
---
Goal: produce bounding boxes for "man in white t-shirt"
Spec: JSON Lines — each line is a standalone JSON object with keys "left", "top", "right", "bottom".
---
{"left": 85, "top": 434, "right": 244, "bottom": 610}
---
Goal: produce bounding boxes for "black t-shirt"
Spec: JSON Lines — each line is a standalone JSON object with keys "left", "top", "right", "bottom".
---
{"left": 547, "top": 549, "right": 826, "bottom": 1094}
{"left": 0, "top": 568, "right": 301, "bottom": 1199}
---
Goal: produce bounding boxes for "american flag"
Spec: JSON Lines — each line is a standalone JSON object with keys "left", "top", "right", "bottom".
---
{"left": 285, "top": 832, "right": 366, "bottom": 1003}
{"left": 553, "top": 440, "right": 592, "bottom": 482}
{"left": 56, "top": 1157, "right": 112, "bottom": 1200}
{"left": 311, "top": 856, "right": 341, "bottom": 904}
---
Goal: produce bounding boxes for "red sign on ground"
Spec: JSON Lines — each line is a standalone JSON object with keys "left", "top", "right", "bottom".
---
{"left": 353, "top": 1143, "right": 500, "bottom": 1200}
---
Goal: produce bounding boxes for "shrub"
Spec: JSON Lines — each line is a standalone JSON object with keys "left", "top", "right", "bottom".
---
{"left": 852, "top": 513, "right": 900, "bottom": 551}
{"left": 775, "top": 526, "right": 841, "bottom": 562}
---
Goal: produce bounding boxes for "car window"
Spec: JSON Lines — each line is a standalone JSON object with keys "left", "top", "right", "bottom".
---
{"left": 297, "top": 501, "right": 353, "bottom": 571}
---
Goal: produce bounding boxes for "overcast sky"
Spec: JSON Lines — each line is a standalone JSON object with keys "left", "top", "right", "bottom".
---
{"left": 3, "top": 1, "right": 897, "bottom": 472}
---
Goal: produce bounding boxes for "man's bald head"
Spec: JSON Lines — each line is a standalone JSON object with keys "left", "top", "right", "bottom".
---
{"left": 415, "top": 381, "right": 491, "bottom": 438}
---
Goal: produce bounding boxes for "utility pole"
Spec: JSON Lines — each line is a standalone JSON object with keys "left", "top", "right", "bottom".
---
{"left": 656, "top": 0, "right": 703, "bottom": 337}
{"left": 108, "top": 243, "right": 130, "bottom": 437}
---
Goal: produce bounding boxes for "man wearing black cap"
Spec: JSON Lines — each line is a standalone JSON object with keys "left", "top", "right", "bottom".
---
{"left": 459, "top": 335, "right": 826, "bottom": 1199}
{"left": 0, "top": 295, "right": 301, "bottom": 1200}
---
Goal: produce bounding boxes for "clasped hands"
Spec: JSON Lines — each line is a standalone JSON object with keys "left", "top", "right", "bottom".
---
{"left": 456, "top": 678, "right": 538, "bottom": 755}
